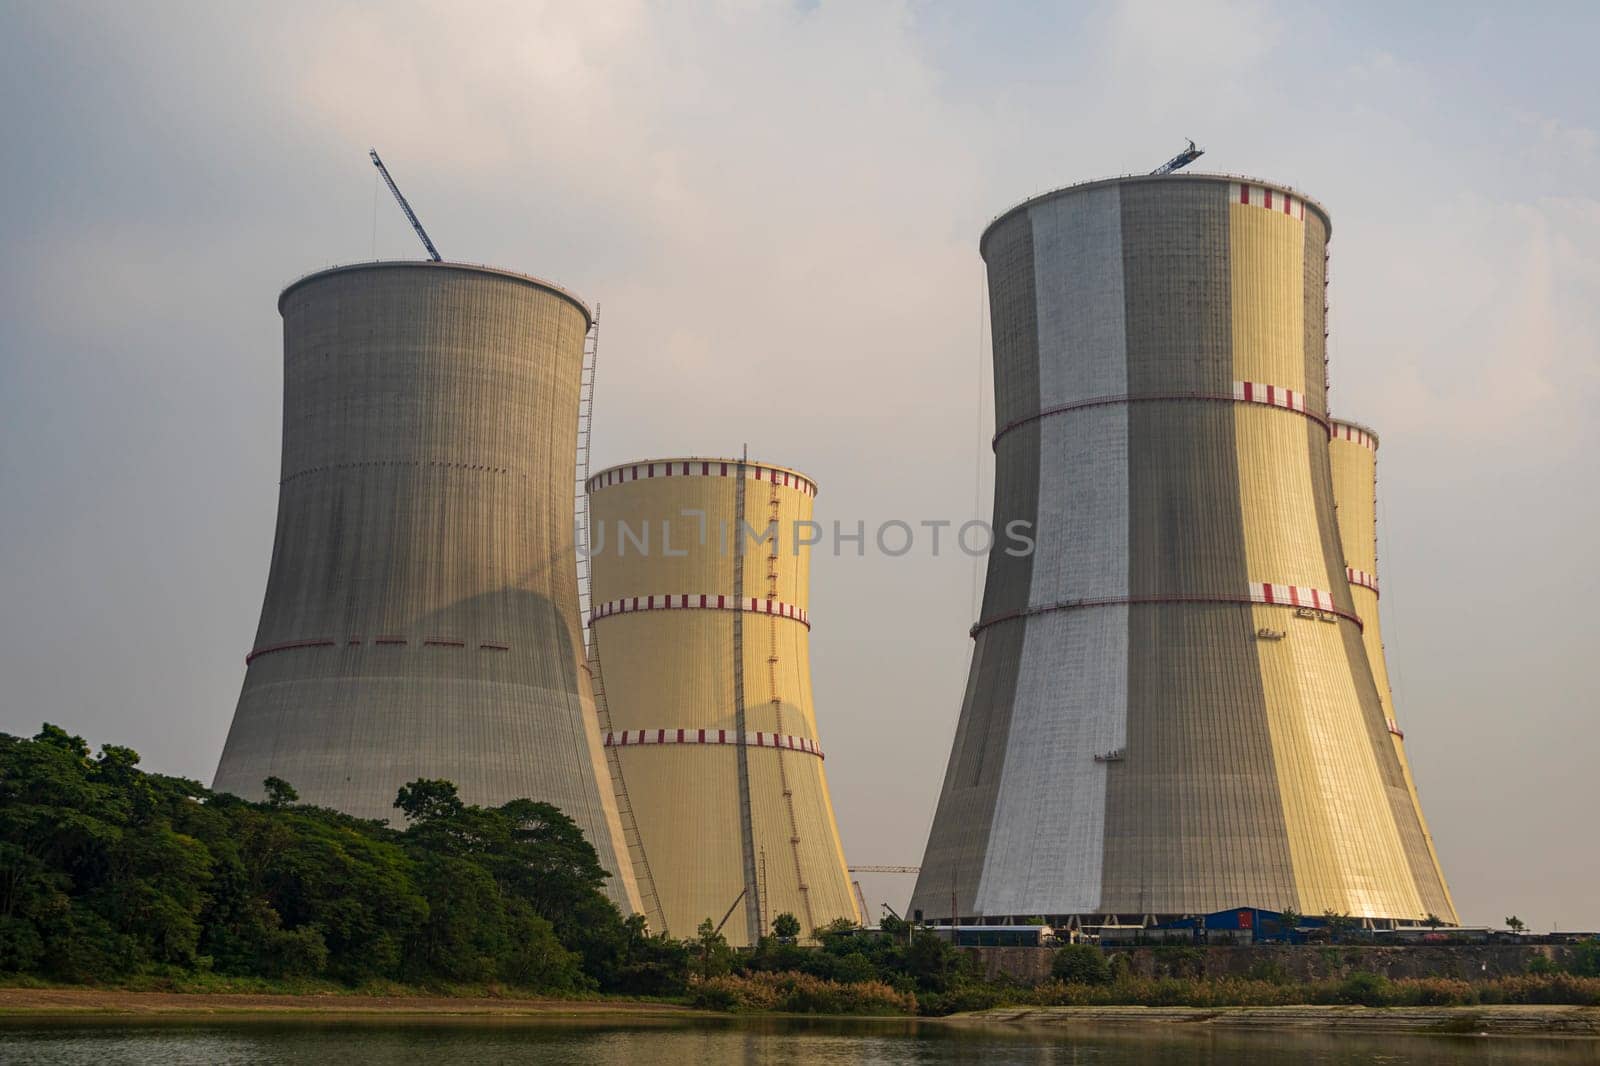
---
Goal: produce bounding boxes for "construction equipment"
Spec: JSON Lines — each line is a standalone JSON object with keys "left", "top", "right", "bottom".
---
{"left": 1151, "top": 139, "right": 1204, "bottom": 175}
{"left": 369, "top": 148, "right": 442, "bottom": 261}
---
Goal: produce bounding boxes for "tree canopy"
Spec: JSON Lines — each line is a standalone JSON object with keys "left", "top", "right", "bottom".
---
{"left": 0, "top": 725, "right": 686, "bottom": 993}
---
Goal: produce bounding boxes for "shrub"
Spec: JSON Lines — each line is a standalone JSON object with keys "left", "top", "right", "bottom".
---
{"left": 917, "top": 981, "right": 1013, "bottom": 1016}
{"left": 1052, "top": 944, "right": 1112, "bottom": 985}
{"left": 833, "top": 952, "right": 877, "bottom": 984}
{"left": 1389, "top": 977, "right": 1475, "bottom": 1006}
{"left": 1329, "top": 972, "right": 1392, "bottom": 1006}
{"left": 1151, "top": 945, "right": 1206, "bottom": 978}
{"left": 1568, "top": 941, "right": 1600, "bottom": 978}
{"left": 0, "top": 916, "right": 45, "bottom": 973}
{"left": 1480, "top": 973, "right": 1600, "bottom": 1006}
{"left": 266, "top": 925, "right": 328, "bottom": 979}
{"left": 689, "top": 971, "right": 917, "bottom": 1015}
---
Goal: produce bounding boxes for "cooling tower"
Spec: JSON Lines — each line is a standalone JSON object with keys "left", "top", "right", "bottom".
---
{"left": 912, "top": 174, "right": 1443, "bottom": 926}
{"left": 1328, "top": 420, "right": 1457, "bottom": 923}
{"left": 213, "top": 261, "right": 640, "bottom": 914}
{"left": 586, "top": 458, "right": 858, "bottom": 945}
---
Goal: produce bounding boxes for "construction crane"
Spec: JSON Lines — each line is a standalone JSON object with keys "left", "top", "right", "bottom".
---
{"left": 369, "top": 148, "right": 442, "bottom": 261}
{"left": 1151, "top": 139, "right": 1204, "bottom": 176}
{"left": 848, "top": 865, "right": 920, "bottom": 874}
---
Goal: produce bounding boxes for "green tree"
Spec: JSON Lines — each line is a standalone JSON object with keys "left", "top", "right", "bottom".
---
{"left": 904, "top": 930, "right": 964, "bottom": 993}
{"left": 772, "top": 912, "right": 801, "bottom": 942}
{"left": 694, "top": 918, "right": 736, "bottom": 979}
{"left": 1052, "top": 944, "right": 1113, "bottom": 985}
{"left": 262, "top": 777, "right": 298, "bottom": 808}
{"left": 1424, "top": 913, "right": 1444, "bottom": 931}
{"left": 1505, "top": 915, "right": 1525, "bottom": 934}
{"left": 0, "top": 726, "right": 695, "bottom": 995}
{"left": 1322, "top": 910, "right": 1355, "bottom": 942}
{"left": 394, "top": 779, "right": 464, "bottom": 824}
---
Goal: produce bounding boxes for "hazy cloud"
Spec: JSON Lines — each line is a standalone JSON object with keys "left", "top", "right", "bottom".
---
{"left": 1, "top": 0, "right": 1595, "bottom": 928}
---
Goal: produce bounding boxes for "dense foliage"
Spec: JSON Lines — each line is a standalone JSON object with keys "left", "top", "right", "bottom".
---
{"left": 6, "top": 724, "right": 1599, "bottom": 1018}
{"left": 689, "top": 914, "right": 1010, "bottom": 1014}
{"left": 0, "top": 725, "right": 687, "bottom": 994}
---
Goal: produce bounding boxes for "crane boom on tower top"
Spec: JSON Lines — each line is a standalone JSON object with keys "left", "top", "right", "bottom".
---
{"left": 1151, "top": 139, "right": 1204, "bottom": 175}
{"left": 369, "top": 148, "right": 442, "bottom": 261}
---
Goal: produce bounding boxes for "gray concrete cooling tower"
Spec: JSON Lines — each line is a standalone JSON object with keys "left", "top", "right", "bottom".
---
{"left": 912, "top": 175, "right": 1446, "bottom": 929}
{"left": 213, "top": 260, "right": 640, "bottom": 914}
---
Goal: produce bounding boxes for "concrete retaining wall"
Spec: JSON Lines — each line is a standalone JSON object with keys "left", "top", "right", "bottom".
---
{"left": 965, "top": 944, "right": 1573, "bottom": 985}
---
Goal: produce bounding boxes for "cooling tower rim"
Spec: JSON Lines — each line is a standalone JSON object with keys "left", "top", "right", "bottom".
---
{"left": 588, "top": 456, "right": 819, "bottom": 497}
{"left": 1329, "top": 416, "right": 1382, "bottom": 444}
{"left": 277, "top": 260, "right": 593, "bottom": 324}
{"left": 979, "top": 172, "right": 1332, "bottom": 257}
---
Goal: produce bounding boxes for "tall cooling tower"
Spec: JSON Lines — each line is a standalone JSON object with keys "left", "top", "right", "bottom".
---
{"left": 913, "top": 175, "right": 1442, "bottom": 926}
{"left": 586, "top": 458, "right": 857, "bottom": 945}
{"left": 1328, "top": 420, "right": 1456, "bottom": 922}
{"left": 213, "top": 261, "right": 640, "bottom": 914}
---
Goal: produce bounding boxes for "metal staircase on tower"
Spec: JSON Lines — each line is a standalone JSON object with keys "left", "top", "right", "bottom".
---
{"left": 575, "top": 309, "right": 665, "bottom": 934}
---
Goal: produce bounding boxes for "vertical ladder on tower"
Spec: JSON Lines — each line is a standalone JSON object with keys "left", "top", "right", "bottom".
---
{"left": 1324, "top": 249, "right": 1332, "bottom": 391}
{"left": 576, "top": 315, "right": 600, "bottom": 625}
{"left": 766, "top": 477, "right": 815, "bottom": 934}
{"left": 732, "top": 451, "right": 764, "bottom": 941}
{"left": 576, "top": 309, "right": 665, "bottom": 934}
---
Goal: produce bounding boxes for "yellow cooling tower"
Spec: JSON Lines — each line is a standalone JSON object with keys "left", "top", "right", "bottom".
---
{"left": 586, "top": 458, "right": 858, "bottom": 945}
{"left": 1328, "top": 421, "right": 1457, "bottom": 923}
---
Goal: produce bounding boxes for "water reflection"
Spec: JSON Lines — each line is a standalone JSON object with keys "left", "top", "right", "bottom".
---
{"left": 1, "top": 1017, "right": 1594, "bottom": 1066}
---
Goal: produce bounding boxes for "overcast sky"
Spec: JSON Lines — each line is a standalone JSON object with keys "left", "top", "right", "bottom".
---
{"left": 2, "top": 1, "right": 1595, "bottom": 930}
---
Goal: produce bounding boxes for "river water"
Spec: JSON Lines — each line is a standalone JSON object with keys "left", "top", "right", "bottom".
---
{"left": 3, "top": 1018, "right": 1597, "bottom": 1065}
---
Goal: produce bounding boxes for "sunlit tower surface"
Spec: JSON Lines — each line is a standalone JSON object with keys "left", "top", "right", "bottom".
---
{"left": 586, "top": 458, "right": 858, "bottom": 944}
{"left": 913, "top": 173, "right": 1449, "bottom": 928}
{"left": 1328, "top": 419, "right": 1456, "bottom": 923}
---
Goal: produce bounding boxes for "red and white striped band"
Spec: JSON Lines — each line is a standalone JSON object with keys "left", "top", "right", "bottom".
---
{"left": 1250, "top": 582, "right": 1342, "bottom": 612}
{"left": 590, "top": 594, "right": 810, "bottom": 629}
{"left": 246, "top": 636, "right": 509, "bottom": 665}
{"left": 1387, "top": 718, "right": 1405, "bottom": 740}
{"left": 1329, "top": 422, "right": 1378, "bottom": 451}
{"left": 1232, "top": 182, "right": 1307, "bottom": 221}
{"left": 991, "top": 384, "right": 1326, "bottom": 446}
{"left": 1234, "top": 380, "right": 1308, "bottom": 414}
{"left": 971, "top": 586, "right": 1361, "bottom": 636}
{"left": 605, "top": 728, "right": 824, "bottom": 759}
{"left": 1346, "top": 566, "right": 1379, "bottom": 595}
{"left": 588, "top": 460, "right": 817, "bottom": 498}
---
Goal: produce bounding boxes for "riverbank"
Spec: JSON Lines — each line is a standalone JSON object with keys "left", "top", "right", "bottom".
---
{"left": 0, "top": 987, "right": 709, "bottom": 1019}
{"left": 959, "top": 1004, "right": 1600, "bottom": 1037}
{"left": 7, "top": 988, "right": 1600, "bottom": 1039}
